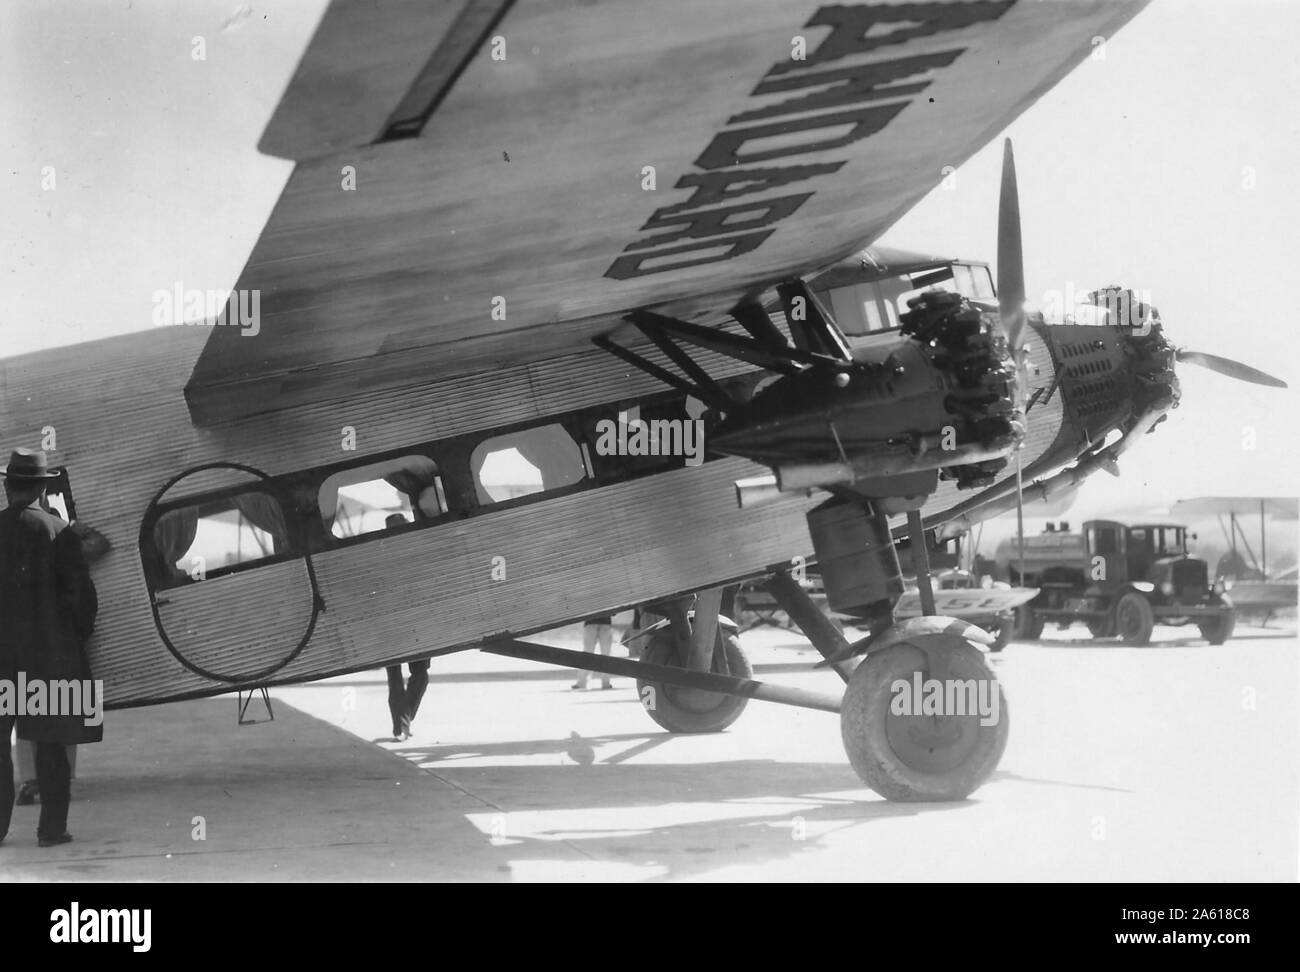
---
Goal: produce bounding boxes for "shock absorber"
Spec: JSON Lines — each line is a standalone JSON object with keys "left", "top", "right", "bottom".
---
{"left": 806, "top": 498, "right": 904, "bottom": 626}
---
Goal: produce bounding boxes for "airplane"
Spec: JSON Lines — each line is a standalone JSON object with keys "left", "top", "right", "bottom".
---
{"left": 3, "top": 0, "right": 1288, "bottom": 803}
{"left": 1170, "top": 497, "right": 1299, "bottom": 625}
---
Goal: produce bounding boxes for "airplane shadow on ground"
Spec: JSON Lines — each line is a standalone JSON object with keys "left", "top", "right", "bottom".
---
{"left": 987, "top": 769, "right": 1133, "bottom": 794}
{"left": 385, "top": 737, "right": 976, "bottom": 881}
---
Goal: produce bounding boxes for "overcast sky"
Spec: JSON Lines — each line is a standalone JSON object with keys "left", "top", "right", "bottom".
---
{"left": 3, "top": 0, "right": 1297, "bottom": 551}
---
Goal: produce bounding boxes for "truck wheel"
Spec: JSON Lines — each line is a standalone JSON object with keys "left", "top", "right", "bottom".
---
{"left": 840, "top": 636, "right": 1008, "bottom": 801}
{"left": 1012, "top": 606, "right": 1044, "bottom": 640}
{"left": 1115, "top": 592, "right": 1155, "bottom": 646}
{"left": 1086, "top": 616, "right": 1114, "bottom": 639}
{"left": 636, "top": 630, "right": 751, "bottom": 733}
{"left": 1198, "top": 610, "right": 1235, "bottom": 645}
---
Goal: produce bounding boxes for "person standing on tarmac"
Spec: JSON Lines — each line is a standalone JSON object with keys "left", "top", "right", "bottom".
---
{"left": 0, "top": 448, "right": 100, "bottom": 848}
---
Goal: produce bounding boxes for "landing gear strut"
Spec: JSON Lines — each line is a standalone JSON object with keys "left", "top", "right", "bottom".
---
{"left": 778, "top": 505, "right": 1010, "bottom": 801}
{"left": 632, "top": 588, "right": 754, "bottom": 733}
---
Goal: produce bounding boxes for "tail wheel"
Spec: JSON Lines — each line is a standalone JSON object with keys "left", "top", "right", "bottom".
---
{"left": 1115, "top": 591, "right": 1155, "bottom": 646}
{"left": 636, "top": 630, "right": 751, "bottom": 733}
{"left": 840, "top": 635, "right": 1009, "bottom": 801}
{"left": 1198, "top": 609, "right": 1235, "bottom": 645}
{"left": 1012, "top": 605, "right": 1044, "bottom": 640}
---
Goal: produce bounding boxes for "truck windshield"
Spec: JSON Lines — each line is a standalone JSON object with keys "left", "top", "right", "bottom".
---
{"left": 1132, "top": 526, "right": 1184, "bottom": 557}
{"left": 1155, "top": 527, "right": 1185, "bottom": 556}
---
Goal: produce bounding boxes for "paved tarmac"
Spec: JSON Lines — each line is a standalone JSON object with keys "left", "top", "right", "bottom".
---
{"left": 3, "top": 622, "right": 1296, "bottom": 881}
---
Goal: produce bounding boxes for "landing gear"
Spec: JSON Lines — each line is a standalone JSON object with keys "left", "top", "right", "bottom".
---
{"left": 1115, "top": 591, "right": 1155, "bottom": 645}
{"left": 840, "top": 635, "right": 1008, "bottom": 801}
{"left": 636, "top": 628, "right": 753, "bottom": 733}
{"left": 828, "top": 509, "right": 1008, "bottom": 800}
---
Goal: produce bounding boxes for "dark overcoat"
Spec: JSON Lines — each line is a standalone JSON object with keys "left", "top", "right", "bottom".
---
{"left": 0, "top": 501, "right": 101, "bottom": 744}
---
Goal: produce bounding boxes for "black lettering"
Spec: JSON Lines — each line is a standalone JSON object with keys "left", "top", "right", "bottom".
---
{"left": 604, "top": 231, "right": 776, "bottom": 280}
{"left": 732, "top": 50, "right": 962, "bottom": 124}
{"left": 626, "top": 193, "right": 813, "bottom": 251}
{"left": 695, "top": 101, "right": 905, "bottom": 170}
{"left": 663, "top": 162, "right": 845, "bottom": 213}
{"left": 769, "top": 0, "right": 1013, "bottom": 76}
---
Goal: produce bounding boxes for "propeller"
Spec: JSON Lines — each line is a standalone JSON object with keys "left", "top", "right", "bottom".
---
{"left": 997, "top": 139, "right": 1027, "bottom": 357}
{"left": 997, "top": 138, "right": 1031, "bottom": 586}
{"left": 1174, "top": 349, "right": 1287, "bottom": 388}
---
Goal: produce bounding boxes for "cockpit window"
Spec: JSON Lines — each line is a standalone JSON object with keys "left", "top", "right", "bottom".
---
{"left": 821, "top": 264, "right": 992, "bottom": 338}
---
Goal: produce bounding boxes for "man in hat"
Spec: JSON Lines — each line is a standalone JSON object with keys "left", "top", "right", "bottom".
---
{"left": 0, "top": 448, "right": 99, "bottom": 847}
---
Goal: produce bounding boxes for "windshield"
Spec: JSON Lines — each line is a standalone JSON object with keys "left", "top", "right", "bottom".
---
{"left": 824, "top": 263, "right": 994, "bottom": 337}
{"left": 1130, "top": 526, "right": 1185, "bottom": 557}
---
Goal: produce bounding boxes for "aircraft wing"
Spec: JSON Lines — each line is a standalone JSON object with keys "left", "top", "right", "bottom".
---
{"left": 184, "top": 0, "right": 1149, "bottom": 425}
{"left": 1171, "top": 497, "right": 1300, "bottom": 521}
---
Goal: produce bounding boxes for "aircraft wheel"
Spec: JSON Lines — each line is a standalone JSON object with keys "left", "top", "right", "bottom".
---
{"left": 840, "top": 636, "right": 1009, "bottom": 802}
{"left": 1012, "top": 605, "right": 1044, "bottom": 640}
{"left": 984, "top": 613, "right": 1013, "bottom": 652}
{"left": 636, "top": 630, "right": 751, "bottom": 733}
{"left": 1115, "top": 592, "right": 1155, "bottom": 646}
{"left": 1198, "top": 608, "right": 1235, "bottom": 645}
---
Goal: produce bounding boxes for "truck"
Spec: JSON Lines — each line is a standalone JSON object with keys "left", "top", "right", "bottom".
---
{"left": 994, "top": 519, "right": 1235, "bottom": 645}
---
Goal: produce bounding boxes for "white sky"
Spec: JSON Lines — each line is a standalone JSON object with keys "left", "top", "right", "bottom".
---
{"left": 2, "top": 0, "right": 1297, "bottom": 548}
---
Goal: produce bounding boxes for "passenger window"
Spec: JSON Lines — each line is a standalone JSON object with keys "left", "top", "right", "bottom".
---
{"left": 471, "top": 425, "right": 587, "bottom": 504}
{"left": 318, "top": 456, "right": 442, "bottom": 539}
{"left": 153, "top": 489, "right": 290, "bottom": 581}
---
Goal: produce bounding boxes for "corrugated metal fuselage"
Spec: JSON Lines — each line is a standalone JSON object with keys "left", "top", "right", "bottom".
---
{"left": 0, "top": 323, "right": 1063, "bottom": 708}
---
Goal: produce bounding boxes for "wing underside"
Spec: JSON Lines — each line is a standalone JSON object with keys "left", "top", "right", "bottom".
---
{"left": 185, "top": 0, "right": 1149, "bottom": 424}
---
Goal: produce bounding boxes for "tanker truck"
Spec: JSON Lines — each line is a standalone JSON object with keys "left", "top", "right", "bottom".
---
{"left": 993, "top": 519, "right": 1234, "bottom": 646}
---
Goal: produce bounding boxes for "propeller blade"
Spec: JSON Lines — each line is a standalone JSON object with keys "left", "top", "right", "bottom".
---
{"left": 1176, "top": 350, "right": 1288, "bottom": 388}
{"left": 997, "top": 138, "right": 1026, "bottom": 353}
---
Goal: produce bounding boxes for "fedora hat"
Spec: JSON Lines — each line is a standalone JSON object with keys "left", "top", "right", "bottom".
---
{"left": 2, "top": 448, "right": 59, "bottom": 481}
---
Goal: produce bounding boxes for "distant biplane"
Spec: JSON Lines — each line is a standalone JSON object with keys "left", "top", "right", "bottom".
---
{"left": 1171, "top": 497, "right": 1299, "bottom": 626}
{"left": 3, "top": 0, "right": 1287, "bottom": 800}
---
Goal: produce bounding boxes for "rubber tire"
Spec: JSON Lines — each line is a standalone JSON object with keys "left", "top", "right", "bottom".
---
{"left": 840, "top": 637, "right": 1009, "bottom": 802}
{"left": 1013, "top": 606, "right": 1045, "bottom": 641}
{"left": 1115, "top": 591, "right": 1155, "bottom": 646}
{"left": 636, "top": 630, "right": 752, "bottom": 733}
{"left": 1086, "top": 616, "right": 1114, "bottom": 639}
{"left": 985, "top": 613, "right": 1013, "bottom": 653}
{"left": 1198, "top": 610, "right": 1235, "bottom": 645}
